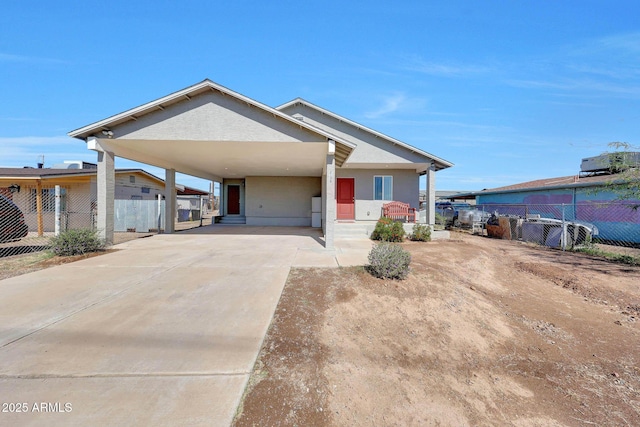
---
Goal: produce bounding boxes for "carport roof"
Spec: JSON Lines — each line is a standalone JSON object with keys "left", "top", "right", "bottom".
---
{"left": 68, "top": 79, "right": 355, "bottom": 155}
{"left": 68, "top": 80, "right": 359, "bottom": 180}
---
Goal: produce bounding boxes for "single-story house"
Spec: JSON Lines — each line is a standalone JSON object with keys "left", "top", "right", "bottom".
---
{"left": 0, "top": 166, "right": 207, "bottom": 234}
{"left": 420, "top": 190, "right": 475, "bottom": 205}
{"left": 456, "top": 172, "right": 640, "bottom": 244}
{"left": 68, "top": 79, "right": 453, "bottom": 247}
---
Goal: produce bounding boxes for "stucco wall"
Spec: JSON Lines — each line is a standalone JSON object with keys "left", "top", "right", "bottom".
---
{"left": 245, "top": 176, "right": 321, "bottom": 226}
{"left": 477, "top": 186, "right": 640, "bottom": 206}
{"left": 280, "top": 103, "right": 429, "bottom": 165}
{"left": 114, "top": 173, "right": 164, "bottom": 200}
{"left": 0, "top": 174, "right": 165, "bottom": 233}
{"left": 336, "top": 169, "right": 419, "bottom": 221}
{"left": 5, "top": 181, "right": 94, "bottom": 232}
{"left": 114, "top": 92, "right": 321, "bottom": 143}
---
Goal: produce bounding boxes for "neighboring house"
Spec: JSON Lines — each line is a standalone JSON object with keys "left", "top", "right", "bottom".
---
{"left": 68, "top": 79, "right": 453, "bottom": 247}
{"left": 419, "top": 190, "right": 475, "bottom": 206}
{"left": 0, "top": 166, "right": 206, "bottom": 233}
{"left": 456, "top": 170, "right": 640, "bottom": 243}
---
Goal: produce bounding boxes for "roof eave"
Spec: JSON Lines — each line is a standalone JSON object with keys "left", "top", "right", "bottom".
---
{"left": 276, "top": 98, "right": 454, "bottom": 170}
{"left": 477, "top": 180, "right": 621, "bottom": 196}
{"left": 68, "top": 80, "right": 358, "bottom": 154}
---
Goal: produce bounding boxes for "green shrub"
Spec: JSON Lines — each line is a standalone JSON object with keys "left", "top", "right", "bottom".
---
{"left": 434, "top": 213, "right": 448, "bottom": 229}
{"left": 409, "top": 223, "right": 432, "bottom": 242}
{"left": 573, "top": 245, "right": 640, "bottom": 266}
{"left": 49, "top": 228, "right": 105, "bottom": 256}
{"left": 370, "top": 217, "right": 405, "bottom": 242}
{"left": 366, "top": 242, "right": 411, "bottom": 280}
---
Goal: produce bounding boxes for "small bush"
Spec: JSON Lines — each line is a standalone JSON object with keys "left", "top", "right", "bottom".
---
{"left": 370, "top": 217, "right": 405, "bottom": 242}
{"left": 366, "top": 242, "right": 411, "bottom": 280}
{"left": 434, "top": 213, "right": 448, "bottom": 229}
{"left": 49, "top": 229, "right": 105, "bottom": 256}
{"left": 409, "top": 223, "right": 432, "bottom": 242}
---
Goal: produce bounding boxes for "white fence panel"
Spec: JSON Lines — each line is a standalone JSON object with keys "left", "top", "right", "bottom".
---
{"left": 115, "top": 199, "right": 165, "bottom": 232}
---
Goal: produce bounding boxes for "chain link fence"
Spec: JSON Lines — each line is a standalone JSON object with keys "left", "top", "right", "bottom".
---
{"left": 449, "top": 201, "right": 640, "bottom": 259}
{"left": 1, "top": 185, "right": 210, "bottom": 259}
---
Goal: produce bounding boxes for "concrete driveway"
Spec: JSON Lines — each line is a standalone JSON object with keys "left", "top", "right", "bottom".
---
{"left": 0, "top": 226, "right": 371, "bottom": 426}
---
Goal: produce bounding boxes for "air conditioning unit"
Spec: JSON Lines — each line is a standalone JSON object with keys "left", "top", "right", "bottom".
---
{"left": 50, "top": 161, "right": 97, "bottom": 170}
{"left": 581, "top": 152, "right": 640, "bottom": 173}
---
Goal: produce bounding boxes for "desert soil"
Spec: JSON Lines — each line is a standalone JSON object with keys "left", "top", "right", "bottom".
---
{"left": 234, "top": 232, "right": 640, "bottom": 426}
{"left": 0, "top": 250, "right": 115, "bottom": 280}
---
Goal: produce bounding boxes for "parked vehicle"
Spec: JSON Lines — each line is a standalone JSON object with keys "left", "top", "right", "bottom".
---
{"left": 457, "top": 209, "right": 491, "bottom": 227}
{"left": 0, "top": 194, "right": 29, "bottom": 242}
{"left": 435, "top": 202, "right": 471, "bottom": 225}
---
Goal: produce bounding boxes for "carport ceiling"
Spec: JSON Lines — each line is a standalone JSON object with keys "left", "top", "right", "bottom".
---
{"left": 98, "top": 139, "right": 329, "bottom": 180}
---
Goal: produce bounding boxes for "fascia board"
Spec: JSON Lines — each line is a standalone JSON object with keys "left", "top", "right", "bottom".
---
{"left": 276, "top": 98, "right": 453, "bottom": 169}
{"left": 68, "top": 80, "right": 356, "bottom": 149}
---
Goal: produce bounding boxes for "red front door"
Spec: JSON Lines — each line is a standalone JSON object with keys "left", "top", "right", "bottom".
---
{"left": 336, "top": 178, "right": 355, "bottom": 220}
{"left": 228, "top": 185, "right": 240, "bottom": 215}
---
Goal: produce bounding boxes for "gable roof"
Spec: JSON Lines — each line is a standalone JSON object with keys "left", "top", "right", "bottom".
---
{"left": 68, "top": 79, "right": 356, "bottom": 152}
{"left": 452, "top": 173, "right": 633, "bottom": 199}
{"left": 484, "top": 174, "right": 614, "bottom": 193}
{"left": 0, "top": 167, "right": 211, "bottom": 194}
{"left": 276, "top": 98, "right": 453, "bottom": 171}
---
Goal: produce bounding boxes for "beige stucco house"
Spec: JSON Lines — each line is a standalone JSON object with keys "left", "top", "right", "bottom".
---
{"left": 68, "top": 79, "right": 452, "bottom": 248}
{"left": 0, "top": 167, "right": 166, "bottom": 233}
{"left": 0, "top": 167, "right": 206, "bottom": 233}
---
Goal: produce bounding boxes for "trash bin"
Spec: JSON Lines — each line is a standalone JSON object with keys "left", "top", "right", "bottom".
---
{"left": 177, "top": 209, "right": 190, "bottom": 222}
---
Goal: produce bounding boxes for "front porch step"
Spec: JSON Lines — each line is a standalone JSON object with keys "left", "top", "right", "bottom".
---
{"left": 334, "top": 222, "right": 377, "bottom": 238}
{"left": 218, "top": 216, "right": 246, "bottom": 224}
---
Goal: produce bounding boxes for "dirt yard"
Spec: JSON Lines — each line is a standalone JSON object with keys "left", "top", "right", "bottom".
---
{"left": 234, "top": 233, "right": 640, "bottom": 426}
{"left": 0, "top": 250, "right": 116, "bottom": 281}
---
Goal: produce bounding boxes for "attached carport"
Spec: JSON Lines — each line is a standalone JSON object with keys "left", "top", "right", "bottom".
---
{"left": 69, "top": 79, "right": 354, "bottom": 248}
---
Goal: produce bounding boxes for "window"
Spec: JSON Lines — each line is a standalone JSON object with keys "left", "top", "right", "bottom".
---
{"left": 30, "top": 188, "right": 66, "bottom": 212}
{"left": 141, "top": 187, "right": 150, "bottom": 194}
{"left": 129, "top": 175, "right": 135, "bottom": 183}
{"left": 374, "top": 176, "right": 393, "bottom": 201}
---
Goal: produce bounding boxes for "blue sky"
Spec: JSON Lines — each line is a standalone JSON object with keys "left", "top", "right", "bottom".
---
{"left": 1, "top": 1, "right": 639, "bottom": 192}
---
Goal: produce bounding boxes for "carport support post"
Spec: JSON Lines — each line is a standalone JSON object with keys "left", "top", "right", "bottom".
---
{"left": 164, "top": 168, "right": 176, "bottom": 233}
{"left": 324, "top": 140, "right": 336, "bottom": 249}
{"left": 425, "top": 164, "right": 436, "bottom": 226}
{"left": 96, "top": 148, "right": 115, "bottom": 245}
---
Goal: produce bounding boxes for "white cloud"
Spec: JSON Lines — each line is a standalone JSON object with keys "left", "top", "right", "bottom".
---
{"left": 402, "top": 55, "right": 493, "bottom": 77}
{"left": 591, "top": 32, "right": 640, "bottom": 55}
{"left": 507, "top": 77, "right": 640, "bottom": 98}
{"left": 0, "top": 52, "right": 67, "bottom": 65}
{"left": 0, "top": 136, "right": 211, "bottom": 191}
{"left": 505, "top": 31, "right": 640, "bottom": 99}
{"left": 0, "top": 136, "right": 92, "bottom": 168}
{"left": 363, "top": 93, "right": 408, "bottom": 119}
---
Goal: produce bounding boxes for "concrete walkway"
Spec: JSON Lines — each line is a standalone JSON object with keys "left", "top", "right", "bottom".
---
{"left": 0, "top": 226, "right": 372, "bottom": 426}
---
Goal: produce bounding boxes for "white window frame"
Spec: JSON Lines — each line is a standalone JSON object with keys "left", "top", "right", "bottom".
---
{"left": 373, "top": 175, "right": 393, "bottom": 201}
